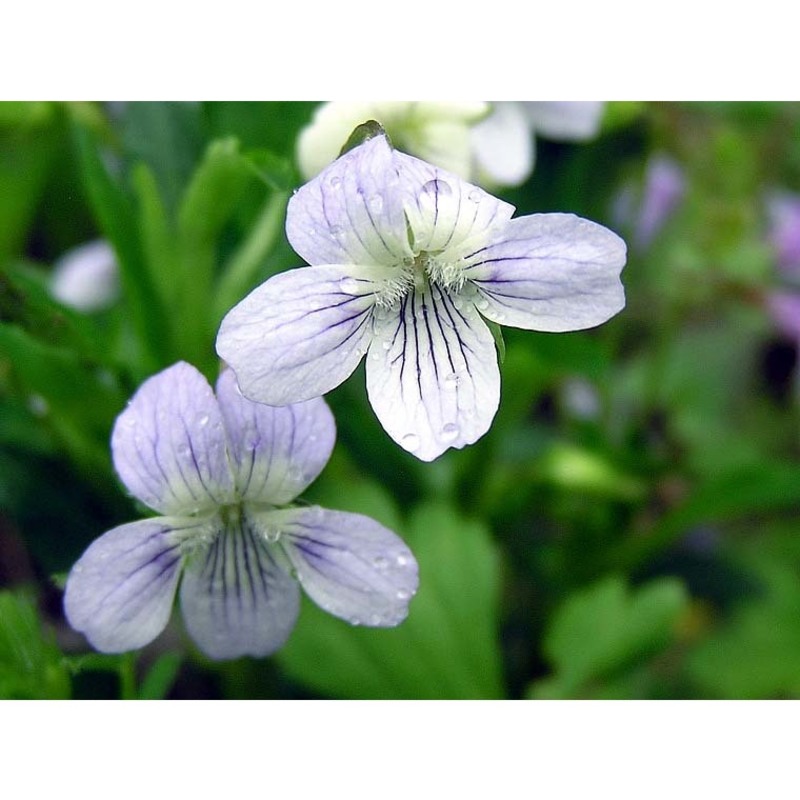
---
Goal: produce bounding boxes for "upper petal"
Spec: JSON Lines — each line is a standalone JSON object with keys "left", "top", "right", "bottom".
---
{"left": 522, "top": 101, "right": 605, "bottom": 141}
{"left": 179, "top": 512, "right": 301, "bottom": 660}
{"left": 215, "top": 369, "right": 336, "bottom": 505}
{"left": 112, "top": 362, "right": 235, "bottom": 515}
{"left": 366, "top": 284, "right": 501, "bottom": 461}
{"left": 287, "top": 134, "right": 413, "bottom": 267}
{"left": 64, "top": 517, "right": 193, "bottom": 653}
{"left": 269, "top": 506, "right": 418, "bottom": 627}
{"left": 470, "top": 102, "right": 535, "bottom": 187}
{"left": 395, "top": 151, "right": 515, "bottom": 257}
{"left": 216, "top": 265, "right": 377, "bottom": 405}
{"left": 464, "top": 214, "right": 626, "bottom": 332}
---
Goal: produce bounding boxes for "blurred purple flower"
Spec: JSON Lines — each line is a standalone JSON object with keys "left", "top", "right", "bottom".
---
{"left": 767, "top": 192, "right": 800, "bottom": 275}
{"left": 765, "top": 192, "right": 800, "bottom": 341}
{"left": 64, "top": 361, "right": 418, "bottom": 660}
{"left": 613, "top": 155, "right": 686, "bottom": 251}
{"left": 217, "top": 134, "right": 626, "bottom": 462}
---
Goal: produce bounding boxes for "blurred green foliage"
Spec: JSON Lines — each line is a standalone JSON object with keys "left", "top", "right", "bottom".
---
{"left": 2, "top": 101, "right": 800, "bottom": 699}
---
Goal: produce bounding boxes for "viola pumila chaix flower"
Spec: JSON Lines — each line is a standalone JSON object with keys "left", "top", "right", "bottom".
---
{"left": 217, "top": 131, "right": 627, "bottom": 462}
{"left": 64, "top": 362, "right": 418, "bottom": 660}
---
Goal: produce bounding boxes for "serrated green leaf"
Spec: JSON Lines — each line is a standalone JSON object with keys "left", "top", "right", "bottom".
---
{"left": 277, "top": 498, "right": 505, "bottom": 699}
{"left": 530, "top": 576, "right": 688, "bottom": 698}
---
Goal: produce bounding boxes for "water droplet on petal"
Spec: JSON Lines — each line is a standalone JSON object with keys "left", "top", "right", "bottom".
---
{"left": 381, "top": 340, "right": 391, "bottom": 351}
{"left": 396, "top": 588, "right": 411, "bottom": 601}
{"left": 476, "top": 297, "right": 489, "bottom": 311}
{"left": 396, "top": 553, "right": 409, "bottom": 567}
{"left": 369, "top": 613, "right": 383, "bottom": 625}
{"left": 444, "top": 372, "right": 459, "bottom": 390}
{"left": 329, "top": 176, "right": 342, "bottom": 189}
{"left": 421, "top": 178, "right": 452, "bottom": 198}
{"left": 264, "top": 528, "right": 281, "bottom": 543}
{"left": 198, "top": 414, "right": 209, "bottom": 427}
{"left": 367, "top": 194, "right": 383, "bottom": 213}
{"left": 441, "top": 423, "right": 459, "bottom": 442}
{"left": 468, "top": 189, "right": 482, "bottom": 203}
{"left": 373, "top": 555, "right": 389, "bottom": 570}
{"left": 401, "top": 433, "right": 420, "bottom": 452}
{"left": 369, "top": 351, "right": 381, "bottom": 361}
{"left": 330, "top": 225, "right": 346, "bottom": 241}
{"left": 339, "top": 277, "right": 359, "bottom": 294}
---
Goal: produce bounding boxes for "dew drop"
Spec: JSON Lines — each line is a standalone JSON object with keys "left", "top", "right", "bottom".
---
{"left": 329, "top": 176, "right": 342, "bottom": 189}
{"left": 476, "top": 297, "right": 489, "bottom": 311}
{"left": 441, "top": 422, "right": 459, "bottom": 442}
{"left": 396, "top": 588, "right": 411, "bottom": 601}
{"left": 421, "top": 178, "right": 452, "bottom": 198}
{"left": 73, "top": 565, "right": 83, "bottom": 574}
{"left": 396, "top": 553, "right": 409, "bottom": 567}
{"left": 339, "top": 277, "right": 359, "bottom": 294}
{"left": 381, "top": 340, "right": 392, "bottom": 351}
{"left": 468, "top": 188, "right": 482, "bottom": 203}
{"left": 373, "top": 555, "right": 389, "bottom": 570}
{"left": 369, "top": 351, "right": 381, "bottom": 361}
{"left": 264, "top": 528, "right": 282, "bottom": 543}
{"left": 330, "top": 225, "right": 346, "bottom": 241}
{"left": 198, "top": 414, "right": 209, "bottom": 428}
{"left": 443, "top": 372, "right": 459, "bottom": 390}
{"left": 401, "top": 433, "right": 420, "bottom": 452}
{"left": 367, "top": 194, "right": 384, "bottom": 213}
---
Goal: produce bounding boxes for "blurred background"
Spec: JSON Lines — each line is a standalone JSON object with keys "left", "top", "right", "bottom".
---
{"left": 2, "top": 101, "right": 800, "bottom": 700}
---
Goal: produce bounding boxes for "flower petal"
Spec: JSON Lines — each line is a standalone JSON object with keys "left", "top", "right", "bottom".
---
{"left": 112, "top": 362, "right": 235, "bottom": 515}
{"left": 366, "top": 284, "right": 500, "bottom": 461}
{"left": 397, "top": 152, "right": 515, "bottom": 257}
{"left": 216, "top": 265, "right": 377, "bottom": 405}
{"left": 64, "top": 517, "right": 191, "bottom": 653}
{"left": 523, "top": 101, "right": 605, "bottom": 141}
{"left": 179, "top": 513, "right": 301, "bottom": 660}
{"left": 287, "top": 134, "right": 413, "bottom": 267}
{"left": 464, "top": 214, "right": 626, "bottom": 332}
{"left": 215, "top": 369, "right": 336, "bottom": 505}
{"left": 268, "top": 506, "right": 418, "bottom": 627}
{"left": 470, "top": 102, "right": 535, "bottom": 187}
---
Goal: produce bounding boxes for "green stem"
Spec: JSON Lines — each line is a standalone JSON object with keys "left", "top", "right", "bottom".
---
{"left": 119, "top": 652, "right": 138, "bottom": 700}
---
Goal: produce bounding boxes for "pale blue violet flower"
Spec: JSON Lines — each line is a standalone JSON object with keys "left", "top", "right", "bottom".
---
{"left": 471, "top": 102, "right": 606, "bottom": 187}
{"left": 217, "top": 134, "right": 626, "bottom": 462}
{"left": 64, "top": 361, "right": 418, "bottom": 660}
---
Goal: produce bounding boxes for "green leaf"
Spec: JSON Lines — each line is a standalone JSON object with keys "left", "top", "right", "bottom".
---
{"left": 485, "top": 319, "right": 506, "bottom": 364}
{"left": 120, "top": 101, "right": 206, "bottom": 215}
{"left": 529, "top": 576, "right": 688, "bottom": 699}
{"left": 70, "top": 119, "right": 168, "bottom": 371}
{"left": 0, "top": 590, "right": 70, "bottom": 699}
{"left": 174, "top": 137, "right": 252, "bottom": 367}
{"left": 139, "top": 652, "right": 182, "bottom": 700}
{"left": 277, "top": 497, "right": 505, "bottom": 699}
{"left": 242, "top": 149, "right": 298, "bottom": 192}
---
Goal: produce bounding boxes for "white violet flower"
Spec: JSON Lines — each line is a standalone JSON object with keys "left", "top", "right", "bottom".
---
{"left": 471, "top": 102, "right": 606, "bottom": 186}
{"left": 217, "top": 134, "right": 626, "bottom": 462}
{"left": 64, "top": 361, "right": 419, "bottom": 660}
{"left": 297, "top": 101, "right": 489, "bottom": 181}
{"left": 51, "top": 239, "right": 120, "bottom": 312}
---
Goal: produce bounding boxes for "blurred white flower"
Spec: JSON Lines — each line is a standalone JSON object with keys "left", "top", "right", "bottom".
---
{"left": 471, "top": 102, "right": 606, "bottom": 187}
{"left": 297, "top": 101, "right": 489, "bottom": 181}
{"left": 51, "top": 239, "right": 120, "bottom": 312}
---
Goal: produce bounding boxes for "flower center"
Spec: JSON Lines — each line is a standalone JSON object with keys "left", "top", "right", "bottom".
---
{"left": 374, "top": 250, "right": 466, "bottom": 309}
